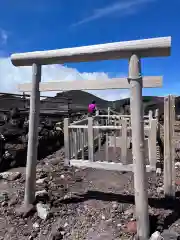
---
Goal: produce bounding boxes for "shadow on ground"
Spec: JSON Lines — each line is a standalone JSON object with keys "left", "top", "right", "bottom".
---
{"left": 60, "top": 190, "right": 180, "bottom": 234}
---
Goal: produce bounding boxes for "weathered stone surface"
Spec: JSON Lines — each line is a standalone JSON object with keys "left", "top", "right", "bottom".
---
{"left": 51, "top": 230, "right": 64, "bottom": 240}
{"left": 35, "top": 189, "right": 48, "bottom": 198}
{"left": 175, "top": 162, "right": 180, "bottom": 169}
{"left": 32, "top": 222, "right": 40, "bottom": 230}
{"left": 150, "top": 231, "right": 163, "bottom": 240}
{"left": 125, "top": 221, "right": 137, "bottom": 234}
{"left": 0, "top": 172, "right": 21, "bottom": 181}
{"left": 35, "top": 189, "right": 49, "bottom": 202}
{"left": 0, "top": 192, "right": 8, "bottom": 203}
{"left": 15, "top": 204, "right": 36, "bottom": 218}
{"left": 161, "top": 230, "right": 180, "bottom": 240}
{"left": 8, "top": 195, "right": 18, "bottom": 206}
{"left": 36, "top": 178, "right": 47, "bottom": 184}
{"left": 157, "top": 187, "right": 164, "bottom": 194}
{"left": 36, "top": 203, "right": 50, "bottom": 220}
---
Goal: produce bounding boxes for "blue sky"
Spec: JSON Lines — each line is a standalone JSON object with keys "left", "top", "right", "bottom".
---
{"left": 0, "top": 0, "right": 179, "bottom": 100}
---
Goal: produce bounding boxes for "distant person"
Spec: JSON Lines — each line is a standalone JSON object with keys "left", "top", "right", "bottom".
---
{"left": 88, "top": 100, "right": 97, "bottom": 116}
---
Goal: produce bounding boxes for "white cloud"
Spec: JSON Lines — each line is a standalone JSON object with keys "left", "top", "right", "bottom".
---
{"left": 0, "top": 57, "right": 129, "bottom": 101}
{"left": 71, "top": 0, "right": 156, "bottom": 27}
{"left": 0, "top": 29, "right": 8, "bottom": 45}
{"left": 91, "top": 89, "right": 129, "bottom": 101}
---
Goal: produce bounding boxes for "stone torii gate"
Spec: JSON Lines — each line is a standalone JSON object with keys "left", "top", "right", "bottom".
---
{"left": 11, "top": 36, "right": 171, "bottom": 240}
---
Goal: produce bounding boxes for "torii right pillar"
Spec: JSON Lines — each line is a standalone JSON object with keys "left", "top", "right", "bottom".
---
{"left": 129, "top": 54, "right": 149, "bottom": 239}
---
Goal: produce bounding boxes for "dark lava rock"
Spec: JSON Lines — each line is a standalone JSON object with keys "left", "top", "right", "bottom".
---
{"left": 161, "top": 230, "right": 180, "bottom": 240}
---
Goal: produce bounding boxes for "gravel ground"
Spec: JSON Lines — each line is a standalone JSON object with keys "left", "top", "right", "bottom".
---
{"left": 0, "top": 148, "right": 180, "bottom": 239}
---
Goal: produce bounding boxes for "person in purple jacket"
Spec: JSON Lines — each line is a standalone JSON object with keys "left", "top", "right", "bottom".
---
{"left": 88, "top": 100, "right": 97, "bottom": 116}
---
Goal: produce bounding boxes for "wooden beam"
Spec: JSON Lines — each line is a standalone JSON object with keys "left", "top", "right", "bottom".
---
{"left": 68, "top": 125, "right": 150, "bottom": 130}
{"left": 11, "top": 37, "right": 171, "bottom": 66}
{"left": 18, "top": 76, "right": 163, "bottom": 92}
{"left": 70, "top": 160, "right": 155, "bottom": 172}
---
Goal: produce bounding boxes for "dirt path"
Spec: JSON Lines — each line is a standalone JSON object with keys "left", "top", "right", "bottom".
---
{"left": 0, "top": 148, "right": 180, "bottom": 239}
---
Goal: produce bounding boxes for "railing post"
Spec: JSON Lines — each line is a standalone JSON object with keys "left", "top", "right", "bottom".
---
{"left": 64, "top": 118, "right": 70, "bottom": 166}
{"left": 171, "top": 95, "right": 176, "bottom": 196}
{"left": 24, "top": 63, "right": 41, "bottom": 206}
{"left": 164, "top": 95, "right": 175, "bottom": 198}
{"left": 121, "top": 119, "right": 127, "bottom": 164}
{"left": 108, "top": 107, "right": 110, "bottom": 124}
{"left": 129, "top": 54, "right": 149, "bottom": 239}
{"left": 155, "top": 108, "right": 159, "bottom": 120}
{"left": 148, "top": 119, "right": 157, "bottom": 169}
{"left": 88, "top": 117, "right": 94, "bottom": 161}
{"left": 148, "top": 110, "right": 153, "bottom": 121}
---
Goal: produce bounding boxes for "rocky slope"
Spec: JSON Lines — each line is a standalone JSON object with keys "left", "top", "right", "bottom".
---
{"left": 0, "top": 148, "right": 180, "bottom": 239}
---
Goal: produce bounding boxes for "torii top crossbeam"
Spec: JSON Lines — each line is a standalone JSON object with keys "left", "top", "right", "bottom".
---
{"left": 11, "top": 37, "right": 171, "bottom": 66}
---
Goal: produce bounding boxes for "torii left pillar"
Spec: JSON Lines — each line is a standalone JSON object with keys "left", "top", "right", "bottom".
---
{"left": 24, "top": 63, "right": 41, "bottom": 206}
{"left": 16, "top": 63, "right": 41, "bottom": 215}
{"left": 14, "top": 64, "right": 41, "bottom": 213}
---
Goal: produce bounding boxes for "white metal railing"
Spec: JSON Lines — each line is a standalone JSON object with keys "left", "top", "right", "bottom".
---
{"left": 107, "top": 107, "right": 159, "bottom": 126}
{"left": 64, "top": 112, "right": 158, "bottom": 170}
